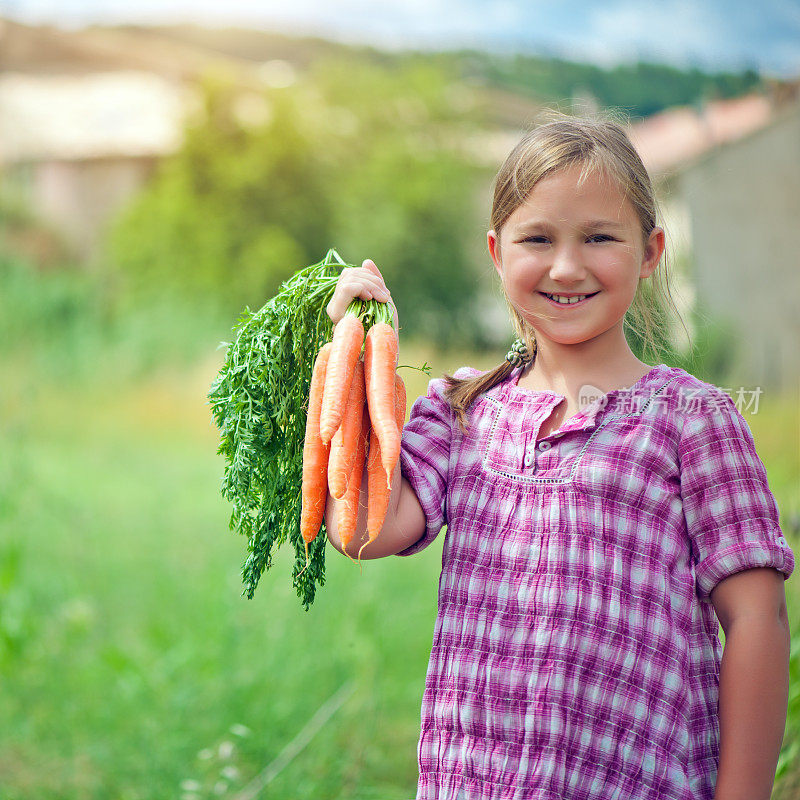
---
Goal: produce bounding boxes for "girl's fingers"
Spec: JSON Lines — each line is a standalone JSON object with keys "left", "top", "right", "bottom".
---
{"left": 327, "top": 266, "right": 391, "bottom": 324}
{"left": 362, "top": 261, "right": 391, "bottom": 297}
{"left": 327, "top": 284, "right": 388, "bottom": 320}
{"left": 359, "top": 261, "right": 390, "bottom": 296}
{"left": 356, "top": 279, "right": 390, "bottom": 299}
{"left": 362, "top": 259, "right": 381, "bottom": 277}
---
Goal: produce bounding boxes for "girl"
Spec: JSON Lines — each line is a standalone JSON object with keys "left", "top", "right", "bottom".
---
{"left": 324, "top": 111, "right": 795, "bottom": 800}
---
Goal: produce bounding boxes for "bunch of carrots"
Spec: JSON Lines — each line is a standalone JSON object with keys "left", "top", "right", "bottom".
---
{"left": 300, "top": 299, "right": 406, "bottom": 571}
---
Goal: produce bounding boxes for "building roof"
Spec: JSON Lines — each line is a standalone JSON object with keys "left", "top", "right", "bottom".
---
{"left": 627, "top": 93, "right": 775, "bottom": 177}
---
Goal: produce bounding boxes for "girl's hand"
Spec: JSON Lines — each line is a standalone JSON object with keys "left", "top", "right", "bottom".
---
{"left": 327, "top": 259, "right": 399, "bottom": 332}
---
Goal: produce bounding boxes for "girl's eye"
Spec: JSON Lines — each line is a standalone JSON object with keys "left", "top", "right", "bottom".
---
{"left": 522, "top": 234, "right": 616, "bottom": 244}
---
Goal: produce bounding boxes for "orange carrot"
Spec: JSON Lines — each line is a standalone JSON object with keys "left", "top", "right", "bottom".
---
{"left": 299, "top": 342, "right": 334, "bottom": 573}
{"left": 359, "top": 372, "right": 406, "bottom": 565}
{"left": 319, "top": 314, "right": 364, "bottom": 445}
{"left": 328, "top": 358, "right": 366, "bottom": 500}
{"left": 363, "top": 321, "right": 399, "bottom": 489}
{"left": 395, "top": 372, "right": 407, "bottom": 428}
{"left": 337, "top": 403, "right": 370, "bottom": 561}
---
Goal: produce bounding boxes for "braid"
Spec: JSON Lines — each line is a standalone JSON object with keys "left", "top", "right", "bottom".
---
{"left": 443, "top": 337, "right": 536, "bottom": 436}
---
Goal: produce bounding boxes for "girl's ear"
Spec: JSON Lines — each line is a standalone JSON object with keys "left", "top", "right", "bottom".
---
{"left": 640, "top": 226, "right": 665, "bottom": 279}
{"left": 487, "top": 230, "right": 502, "bottom": 276}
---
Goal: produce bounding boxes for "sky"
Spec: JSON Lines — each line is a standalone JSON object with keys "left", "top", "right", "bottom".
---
{"left": 1, "top": 0, "right": 799, "bottom": 78}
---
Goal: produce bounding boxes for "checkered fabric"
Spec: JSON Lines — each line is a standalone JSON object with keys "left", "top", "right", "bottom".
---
{"left": 397, "top": 363, "right": 794, "bottom": 800}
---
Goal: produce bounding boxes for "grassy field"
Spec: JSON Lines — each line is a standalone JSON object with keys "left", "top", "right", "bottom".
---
{"left": 1, "top": 334, "right": 798, "bottom": 799}
{"left": 0, "top": 347, "right": 442, "bottom": 799}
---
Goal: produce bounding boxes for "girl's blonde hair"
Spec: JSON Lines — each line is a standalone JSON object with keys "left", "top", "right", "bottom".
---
{"left": 443, "top": 107, "right": 688, "bottom": 434}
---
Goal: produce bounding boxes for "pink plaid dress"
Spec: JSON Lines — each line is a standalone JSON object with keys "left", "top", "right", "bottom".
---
{"left": 397, "top": 362, "right": 794, "bottom": 800}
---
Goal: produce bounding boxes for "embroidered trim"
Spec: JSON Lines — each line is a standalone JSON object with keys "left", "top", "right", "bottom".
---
{"left": 481, "top": 376, "right": 682, "bottom": 484}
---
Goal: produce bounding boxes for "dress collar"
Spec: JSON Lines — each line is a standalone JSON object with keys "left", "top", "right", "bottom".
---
{"left": 501, "top": 362, "right": 677, "bottom": 434}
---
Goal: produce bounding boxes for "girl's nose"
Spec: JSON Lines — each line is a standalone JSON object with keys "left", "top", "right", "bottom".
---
{"left": 549, "top": 244, "right": 587, "bottom": 280}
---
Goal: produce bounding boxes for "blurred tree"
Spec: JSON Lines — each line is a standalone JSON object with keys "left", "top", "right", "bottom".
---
{"left": 108, "top": 70, "right": 332, "bottom": 311}
{"left": 470, "top": 54, "right": 763, "bottom": 119}
{"left": 309, "top": 55, "right": 487, "bottom": 348}
{"left": 108, "top": 57, "right": 489, "bottom": 347}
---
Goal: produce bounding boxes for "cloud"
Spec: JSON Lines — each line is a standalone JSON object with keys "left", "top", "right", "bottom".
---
{"left": 582, "top": 0, "right": 800, "bottom": 74}
{"left": 583, "top": 1, "right": 730, "bottom": 68}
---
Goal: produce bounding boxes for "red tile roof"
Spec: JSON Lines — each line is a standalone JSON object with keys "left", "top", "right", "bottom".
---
{"left": 627, "top": 93, "right": 774, "bottom": 175}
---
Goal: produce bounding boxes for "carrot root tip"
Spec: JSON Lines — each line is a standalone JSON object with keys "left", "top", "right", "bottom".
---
{"left": 357, "top": 540, "right": 367, "bottom": 569}
{"left": 297, "top": 544, "right": 310, "bottom": 580}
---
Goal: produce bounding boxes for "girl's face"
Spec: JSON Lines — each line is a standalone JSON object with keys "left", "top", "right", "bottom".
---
{"left": 487, "top": 165, "right": 664, "bottom": 347}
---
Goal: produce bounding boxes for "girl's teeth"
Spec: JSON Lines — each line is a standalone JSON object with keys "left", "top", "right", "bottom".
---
{"left": 545, "top": 293, "right": 590, "bottom": 304}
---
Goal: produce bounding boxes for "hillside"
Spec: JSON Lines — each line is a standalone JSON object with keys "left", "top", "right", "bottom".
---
{"left": 0, "top": 16, "right": 772, "bottom": 120}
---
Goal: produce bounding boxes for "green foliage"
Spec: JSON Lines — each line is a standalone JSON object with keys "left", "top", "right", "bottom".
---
{"left": 0, "top": 252, "right": 101, "bottom": 347}
{"left": 458, "top": 51, "right": 763, "bottom": 118}
{"left": 106, "top": 49, "right": 762, "bottom": 351}
{"left": 0, "top": 542, "right": 36, "bottom": 665}
{"left": 207, "top": 250, "right": 345, "bottom": 609}
{"left": 109, "top": 73, "right": 332, "bottom": 311}
{"left": 0, "top": 251, "right": 224, "bottom": 384}
{"left": 776, "top": 635, "right": 800, "bottom": 782}
{"left": 107, "top": 57, "right": 487, "bottom": 348}
{"left": 146, "top": 24, "right": 766, "bottom": 119}
{"left": 306, "top": 54, "right": 487, "bottom": 349}
{"left": 663, "top": 299, "right": 739, "bottom": 385}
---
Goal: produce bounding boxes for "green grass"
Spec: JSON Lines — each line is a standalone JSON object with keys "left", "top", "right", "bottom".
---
{"left": 0, "top": 357, "right": 445, "bottom": 799}
{"left": 1, "top": 322, "right": 798, "bottom": 798}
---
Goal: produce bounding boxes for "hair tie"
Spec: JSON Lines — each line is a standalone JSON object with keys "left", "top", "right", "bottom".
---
{"left": 505, "top": 338, "right": 532, "bottom": 367}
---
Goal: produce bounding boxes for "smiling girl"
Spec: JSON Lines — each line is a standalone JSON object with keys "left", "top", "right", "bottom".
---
{"left": 485, "top": 159, "right": 665, "bottom": 438}
{"left": 324, "top": 110, "right": 794, "bottom": 800}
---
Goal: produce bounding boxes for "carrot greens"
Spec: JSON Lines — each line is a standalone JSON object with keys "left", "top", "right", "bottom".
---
{"left": 208, "top": 249, "right": 343, "bottom": 609}
{"left": 207, "top": 249, "right": 428, "bottom": 610}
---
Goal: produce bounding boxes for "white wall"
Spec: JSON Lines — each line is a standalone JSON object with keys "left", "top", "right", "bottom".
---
{"left": 674, "top": 102, "right": 800, "bottom": 392}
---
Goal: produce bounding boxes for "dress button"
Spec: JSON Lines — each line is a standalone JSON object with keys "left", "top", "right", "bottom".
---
{"left": 538, "top": 441, "right": 551, "bottom": 451}
{"left": 524, "top": 453, "right": 534, "bottom": 467}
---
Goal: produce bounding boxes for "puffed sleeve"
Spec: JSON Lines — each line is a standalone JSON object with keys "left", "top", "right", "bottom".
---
{"left": 678, "top": 387, "right": 795, "bottom": 602}
{"left": 394, "top": 372, "right": 460, "bottom": 557}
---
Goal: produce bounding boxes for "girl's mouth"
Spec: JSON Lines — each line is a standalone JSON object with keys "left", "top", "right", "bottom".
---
{"left": 539, "top": 291, "right": 600, "bottom": 308}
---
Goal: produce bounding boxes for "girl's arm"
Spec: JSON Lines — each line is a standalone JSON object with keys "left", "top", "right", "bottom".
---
{"left": 711, "top": 567, "right": 791, "bottom": 800}
{"left": 325, "top": 464, "right": 427, "bottom": 560}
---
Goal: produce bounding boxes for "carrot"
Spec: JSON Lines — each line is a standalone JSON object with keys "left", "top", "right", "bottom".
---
{"left": 363, "top": 321, "right": 399, "bottom": 489}
{"left": 337, "top": 403, "right": 370, "bottom": 563}
{"left": 327, "top": 358, "right": 366, "bottom": 500}
{"left": 299, "top": 342, "right": 333, "bottom": 574}
{"left": 319, "top": 313, "right": 364, "bottom": 445}
{"left": 358, "top": 372, "right": 406, "bottom": 565}
{"left": 395, "top": 372, "right": 407, "bottom": 426}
